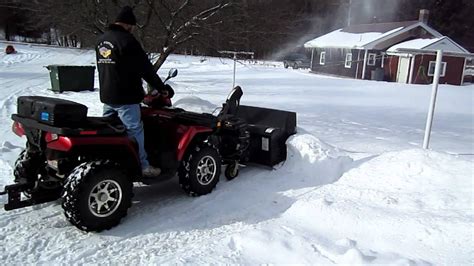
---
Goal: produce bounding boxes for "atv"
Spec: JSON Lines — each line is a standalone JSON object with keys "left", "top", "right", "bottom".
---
{"left": 1, "top": 69, "right": 297, "bottom": 232}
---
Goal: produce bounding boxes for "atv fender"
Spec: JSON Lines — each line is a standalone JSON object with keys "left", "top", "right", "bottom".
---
{"left": 177, "top": 126, "right": 213, "bottom": 161}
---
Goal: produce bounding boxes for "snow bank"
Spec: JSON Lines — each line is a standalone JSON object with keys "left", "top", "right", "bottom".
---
{"left": 173, "top": 96, "right": 218, "bottom": 114}
{"left": 279, "top": 149, "right": 473, "bottom": 264}
{"left": 283, "top": 133, "right": 353, "bottom": 185}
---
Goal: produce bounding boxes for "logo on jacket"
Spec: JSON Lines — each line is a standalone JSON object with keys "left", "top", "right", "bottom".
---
{"left": 99, "top": 47, "right": 112, "bottom": 58}
{"left": 97, "top": 41, "right": 115, "bottom": 64}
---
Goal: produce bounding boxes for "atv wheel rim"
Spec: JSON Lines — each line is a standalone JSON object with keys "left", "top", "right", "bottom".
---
{"left": 196, "top": 155, "right": 217, "bottom": 186}
{"left": 88, "top": 180, "right": 123, "bottom": 218}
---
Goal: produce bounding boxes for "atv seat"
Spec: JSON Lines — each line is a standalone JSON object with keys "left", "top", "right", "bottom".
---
{"left": 81, "top": 116, "right": 126, "bottom": 135}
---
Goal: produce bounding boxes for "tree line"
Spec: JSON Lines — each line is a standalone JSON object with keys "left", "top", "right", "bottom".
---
{"left": 0, "top": 0, "right": 472, "bottom": 69}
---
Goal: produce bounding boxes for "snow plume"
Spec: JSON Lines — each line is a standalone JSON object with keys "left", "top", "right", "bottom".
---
{"left": 269, "top": 14, "right": 335, "bottom": 60}
{"left": 346, "top": 0, "right": 403, "bottom": 25}
{"left": 269, "top": 33, "right": 318, "bottom": 61}
{"left": 270, "top": 0, "right": 406, "bottom": 61}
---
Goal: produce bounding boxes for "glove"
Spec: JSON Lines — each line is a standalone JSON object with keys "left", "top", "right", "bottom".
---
{"left": 143, "top": 85, "right": 174, "bottom": 108}
{"left": 143, "top": 94, "right": 155, "bottom": 106}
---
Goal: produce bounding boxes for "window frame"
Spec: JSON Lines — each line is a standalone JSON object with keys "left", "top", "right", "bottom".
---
{"left": 345, "top": 53, "right": 352, "bottom": 68}
{"left": 428, "top": 61, "right": 447, "bottom": 77}
{"left": 319, "top": 51, "right": 326, "bottom": 65}
{"left": 367, "top": 53, "right": 377, "bottom": 66}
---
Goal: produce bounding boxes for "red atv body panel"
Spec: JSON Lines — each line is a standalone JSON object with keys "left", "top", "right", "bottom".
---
{"left": 11, "top": 106, "right": 215, "bottom": 174}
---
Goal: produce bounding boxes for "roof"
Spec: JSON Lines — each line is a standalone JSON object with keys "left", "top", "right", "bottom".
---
{"left": 304, "top": 21, "right": 442, "bottom": 50}
{"left": 343, "top": 21, "right": 417, "bottom": 34}
{"left": 387, "top": 37, "right": 470, "bottom": 54}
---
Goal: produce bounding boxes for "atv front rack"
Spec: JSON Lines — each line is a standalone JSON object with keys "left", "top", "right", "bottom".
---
{"left": 0, "top": 183, "right": 57, "bottom": 211}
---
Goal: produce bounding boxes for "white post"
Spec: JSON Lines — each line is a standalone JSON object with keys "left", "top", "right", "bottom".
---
{"left": 219, "top": 50, "right": 254, "bottom": 89}
{"left": 461, "top": 57, "right": 467, "bottom": 85}
{"left": 408, "top": 55, "right": 415, "bottom": 84}
{"left": 355, "top": 50, "right": 361, "bottom": 78}
{"left": 310, "top": 49, "right": 314, "bottom": 70}
{"left": 423, "top": 50, "right": 443, "bottom": 149}
{"left": 361, "top": 49, "right": 368, "bottom": 80}
{"left": 232, "top": 53, "right": 237, "bottom": 88}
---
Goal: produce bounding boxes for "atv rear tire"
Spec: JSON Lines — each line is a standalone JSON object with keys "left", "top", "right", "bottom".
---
{"left": 13, "top": 149, "right": 61, "bottom": 199}
{"left": 13, "top": 149, "right": 43, "bottom": 184}
{"left": 179, "top": 142, "right": 221, "bottom": 196}
{"left": 61, "top": 160, "right": 133, "bottom": 232}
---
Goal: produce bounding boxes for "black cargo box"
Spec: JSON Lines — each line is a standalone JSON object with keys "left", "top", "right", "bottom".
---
{"left": 17, "top": 96, "right": 87, "bottom": 126}
{"left": 236, "top": 105, "right": 297, "bottom": 167}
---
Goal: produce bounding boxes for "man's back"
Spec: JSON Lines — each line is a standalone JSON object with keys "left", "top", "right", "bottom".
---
{"left": 96, "top": 24, "right": 146, "bottom": 105}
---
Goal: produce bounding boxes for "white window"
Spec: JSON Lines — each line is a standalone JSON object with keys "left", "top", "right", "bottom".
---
{"left": 368, "top": 53, "right": 376, "bottom": 66}
{"left": 428, "top": 61, "right": 447, "bottom": 77}
{"left": 345, "top": 53, "right": 352, "bottom": 68}
{"left": 320, "top": 51, "right": 326, "bottom": 65}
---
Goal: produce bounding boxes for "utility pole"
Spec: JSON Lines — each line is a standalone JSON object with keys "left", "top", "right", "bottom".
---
{"left": 347, "top": 0, "right": 352, "bottom": 26}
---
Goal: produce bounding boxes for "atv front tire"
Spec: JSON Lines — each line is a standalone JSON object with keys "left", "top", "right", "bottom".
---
{"left": 61, "top": 160, "right": 133, "bottom": 232}
{"left": 179, "top": 142, "right": 221, "bottom": 196}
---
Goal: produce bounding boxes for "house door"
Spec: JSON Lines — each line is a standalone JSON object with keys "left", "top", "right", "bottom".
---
{"left": 397, "top": 57, "right": 410, "bottom": 83}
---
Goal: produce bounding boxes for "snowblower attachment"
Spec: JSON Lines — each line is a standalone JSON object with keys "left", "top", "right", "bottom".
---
{"left": 236, "top": 105, "right": 297, "bottom": 167}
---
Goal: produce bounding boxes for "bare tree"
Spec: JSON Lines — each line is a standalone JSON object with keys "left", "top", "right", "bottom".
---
{"left": 137, "top": 0, "right": 231, "bottom": 71}
{"left": 15, "top": 0, "right": 231, "bottom": 68}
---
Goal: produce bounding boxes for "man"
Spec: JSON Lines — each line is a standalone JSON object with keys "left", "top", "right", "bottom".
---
{"left": 96, "top": 6, "right": 168, "bottom": 177}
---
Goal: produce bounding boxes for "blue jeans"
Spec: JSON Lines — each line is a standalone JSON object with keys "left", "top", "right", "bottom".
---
{"left": 103, "top": 104, "right": 149, "bottom": 169}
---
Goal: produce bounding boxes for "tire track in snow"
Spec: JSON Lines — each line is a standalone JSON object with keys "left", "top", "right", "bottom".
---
{"left": 0, "top": 93, "right": 16, "bottom": 119}
{"left": 1, "top": 52, "right": 42, "bottom": 66}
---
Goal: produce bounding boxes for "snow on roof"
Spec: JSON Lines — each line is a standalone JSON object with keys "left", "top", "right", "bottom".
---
{"left": 304, "top": 21, "right": 446, "bottom": 50}
{"left": 387, "top": 37, "right": 470, "bottom": 54}
{"left": 387, "top": 38, "right": 442, "bottom": 51}
{"left": 304, "top": 27, "right": 404, "bottom": 49}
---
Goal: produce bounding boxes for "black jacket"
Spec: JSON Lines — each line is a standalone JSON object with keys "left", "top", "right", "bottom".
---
{"left": 96, "top": 24, "right": 165, "bottom": 105}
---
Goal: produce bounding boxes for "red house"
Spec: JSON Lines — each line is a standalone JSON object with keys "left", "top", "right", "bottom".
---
{"left": 304, "top": 10, "right": 473, "bottom": 86}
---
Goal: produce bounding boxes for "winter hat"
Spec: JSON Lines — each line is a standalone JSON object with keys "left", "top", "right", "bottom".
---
{"left": 115, "top": 6, "right": 137, "bottom": 25}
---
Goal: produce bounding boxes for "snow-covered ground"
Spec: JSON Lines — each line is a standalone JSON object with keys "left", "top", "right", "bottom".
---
{"left": 0, "top": 43, "right": 472, "bottom": 264}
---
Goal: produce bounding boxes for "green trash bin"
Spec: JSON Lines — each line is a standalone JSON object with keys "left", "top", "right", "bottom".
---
{"left": 46, "top": 65, "right": 95, "bottom": 93}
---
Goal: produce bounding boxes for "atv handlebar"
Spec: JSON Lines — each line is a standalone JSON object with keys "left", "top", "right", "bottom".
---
{"left": 144, "top": 68, "right": 177, "bottom": 108}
